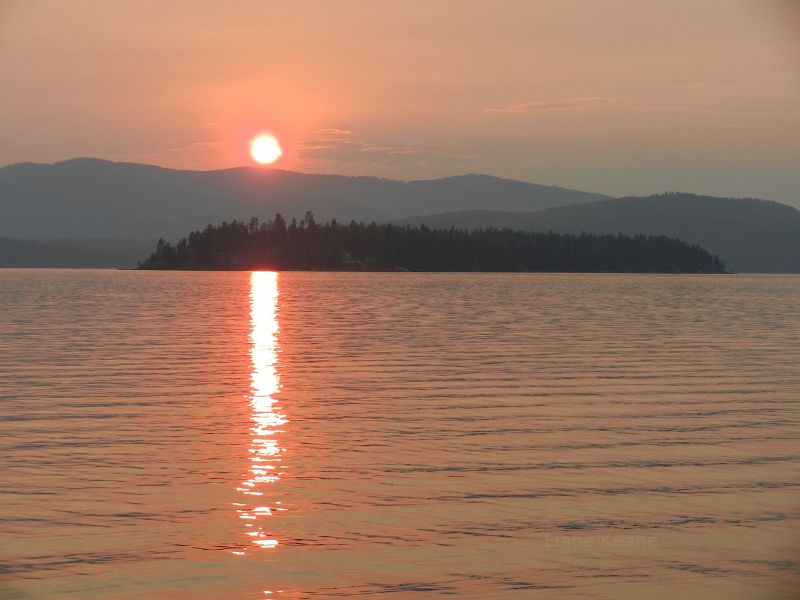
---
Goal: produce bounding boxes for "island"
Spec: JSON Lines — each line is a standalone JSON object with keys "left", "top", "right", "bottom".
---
{"left": 139, "top": 212, "right": 726, "bottom": 273}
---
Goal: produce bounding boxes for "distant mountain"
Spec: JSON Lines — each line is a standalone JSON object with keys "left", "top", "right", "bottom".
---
{"left": 394, "top": 193, "right": 800, "bottom": 273}
{"left": 0, "top": 158, "right": 608, "bottom": 241}
{"left": 2, "top": 159, "right": 796, "bottom": 271}
{"left": 0, "top": 237, "right": 142, "bottom": 268}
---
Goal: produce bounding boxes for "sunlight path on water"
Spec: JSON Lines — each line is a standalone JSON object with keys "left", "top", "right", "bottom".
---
{"left": 233, "top": 272, "right": 286, "bottom": 555}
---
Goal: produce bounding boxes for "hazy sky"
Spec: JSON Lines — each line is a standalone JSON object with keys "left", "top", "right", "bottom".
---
{"left": 1, "top": 0, "right": 798, "bottom": 205}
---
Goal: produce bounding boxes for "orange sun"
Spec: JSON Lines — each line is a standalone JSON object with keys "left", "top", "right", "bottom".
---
{"left": 250, "top": 134, "right": 282, "bottom": 165}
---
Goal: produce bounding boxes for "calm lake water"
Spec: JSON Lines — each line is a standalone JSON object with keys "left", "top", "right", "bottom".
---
{"left": 1, "top": 270, "right": 799, "bottom": 599}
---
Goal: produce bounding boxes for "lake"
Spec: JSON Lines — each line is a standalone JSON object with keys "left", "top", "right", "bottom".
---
{"left": 1, "top": 270, "right": 798, "bottom": 599}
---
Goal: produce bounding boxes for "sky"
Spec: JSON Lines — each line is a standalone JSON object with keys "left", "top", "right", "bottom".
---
{"left": 1, "top": 0, "right": 798, "bottom": 205}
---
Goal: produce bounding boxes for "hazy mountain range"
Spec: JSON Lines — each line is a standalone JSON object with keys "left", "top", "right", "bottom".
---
{"left": 1, "top": 158, "right": 798, "bottom": 272}
{"left": 395, "top": 194, "right": 800, "bottom": 273}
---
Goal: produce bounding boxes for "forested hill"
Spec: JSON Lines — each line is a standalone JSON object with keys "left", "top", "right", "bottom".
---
{"left": 139, "top": 213, "right": 726, "bottom": 273}
{"left": 394, "top": 193, "right": 800, "bottom": 273}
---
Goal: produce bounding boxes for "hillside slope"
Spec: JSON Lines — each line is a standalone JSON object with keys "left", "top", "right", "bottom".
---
{"left": 395, "top": 193, "right": 800, "bottom": 272}
{"left": 0, "top": 237, "right": 141, "bottom": 268}
{"left": 0, "top": 158, "right": 608, "bottom": 240}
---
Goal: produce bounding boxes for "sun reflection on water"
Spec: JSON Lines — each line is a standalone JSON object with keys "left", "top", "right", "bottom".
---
{"left": 234, "top": 271, "right": 286, "bottom": 554}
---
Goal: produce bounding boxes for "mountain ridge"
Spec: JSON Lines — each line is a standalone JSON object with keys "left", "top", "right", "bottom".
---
{"left": 394, "top": 192, "right": 800, "bottom": 273}
{"left": 0, "top": 158, "right": 610, "bottom": 240}
{"left": 1, "top": 159, "right": 798, "bottom": 271}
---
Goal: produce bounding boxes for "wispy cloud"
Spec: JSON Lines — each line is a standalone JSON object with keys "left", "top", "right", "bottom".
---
{"left": 484, "top": 96, "right": 631, "bottom": 114}
{"left": 299, "top": 144, "right": 339, "bottom": 151}
{"left": 316, "top": 128, "right": 353, "bottom": 135}
{"left": 484, "top": 94, "right": 800, "bottom": 118}
{"left": 107, "top": 140, "right": 223, "bottom": 169}
{"left": 299, "top": 129, "right": 423, "bottom": 157}
{"left": 296, "top": 128, "right": 479, "bottom": 178}
{"left": 153, "top": 140, "right": 222, "bottom": 155}
{"left": 359, "top": 143, "right": 418, "bottom": 156}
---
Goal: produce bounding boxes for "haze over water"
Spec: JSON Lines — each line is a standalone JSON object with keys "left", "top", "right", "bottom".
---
{"left": 1, "top": 270, "right": 799, "bottom": 599}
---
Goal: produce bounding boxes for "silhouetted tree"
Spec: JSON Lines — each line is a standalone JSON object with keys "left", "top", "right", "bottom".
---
{"left": 139, "top": 211, "right": 726, "bottom": 273}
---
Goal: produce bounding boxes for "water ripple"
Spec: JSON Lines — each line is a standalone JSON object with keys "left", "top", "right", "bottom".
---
{"left": 1, "top": 271, "right": 798, "bottom": 599}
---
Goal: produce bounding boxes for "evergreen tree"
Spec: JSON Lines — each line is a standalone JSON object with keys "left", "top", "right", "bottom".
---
{"left": 139, "top": 211, "right": 727, "bottom": 274}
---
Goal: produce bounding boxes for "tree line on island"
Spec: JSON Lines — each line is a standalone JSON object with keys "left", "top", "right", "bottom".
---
{"left": 139, "top": 212, "right": 726, "bottom": 273}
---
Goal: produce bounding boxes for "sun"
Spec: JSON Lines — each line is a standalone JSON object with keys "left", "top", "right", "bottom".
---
{"left": 250, "top": 134, "right": 282, "bottom": 165}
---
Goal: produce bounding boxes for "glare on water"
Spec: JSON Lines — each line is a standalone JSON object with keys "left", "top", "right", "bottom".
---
{"left": 235, "top": 272, "right": 285, "bottom": 553}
